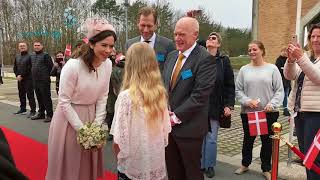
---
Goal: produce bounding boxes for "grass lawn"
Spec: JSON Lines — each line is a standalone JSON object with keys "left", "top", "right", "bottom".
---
{"left": 230, "top": 56, "right": 250, "bottom": 70}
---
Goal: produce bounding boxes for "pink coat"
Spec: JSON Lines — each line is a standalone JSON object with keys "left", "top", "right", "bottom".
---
{"left": 284, "top": 53, "right": 320, "bottom": 112}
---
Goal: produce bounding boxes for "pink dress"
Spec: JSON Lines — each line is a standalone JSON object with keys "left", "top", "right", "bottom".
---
{"left": 46, "top": 58, "right": 112, "bottom": 180}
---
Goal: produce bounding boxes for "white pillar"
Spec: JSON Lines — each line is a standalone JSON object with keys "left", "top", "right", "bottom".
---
{"left": 295, "top": 0, "right": 302, "bottom": 43}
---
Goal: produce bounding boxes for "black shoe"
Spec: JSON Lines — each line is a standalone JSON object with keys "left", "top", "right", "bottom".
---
{"left": 14, "top": 109, "right": 27, "bottom": 114}
{"left": 43, "top": 116, "right": 52, "bottom": 123}
{"left": 292, "top": 158, "right": 303, "bottom": 166}
{"left": 31, "top": 113, "right": 45, "bottom": 120}
{"left": 283, "top": 109, "right": 290, "bottom": 116}
{"left": 205, "top": 167, "right": 215, "bottom": 178}
{"left": 27, "top": 111, "right": 36, "bottom": 118}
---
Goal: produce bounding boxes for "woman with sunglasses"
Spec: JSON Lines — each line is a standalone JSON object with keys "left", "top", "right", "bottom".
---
{"left": 285, "top": 24, "right": 320, "bottom": 180}
{"left": 201, "top": 32, "right": 235, "bottom": 178}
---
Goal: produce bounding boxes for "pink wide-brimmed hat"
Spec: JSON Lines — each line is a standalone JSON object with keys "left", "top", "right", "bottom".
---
{"left": 84, "top": 17, "right": 115, "bottom": 40}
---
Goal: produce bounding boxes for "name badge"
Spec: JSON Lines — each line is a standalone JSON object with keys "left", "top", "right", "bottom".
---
{"left": 181, "top": 69, "right": 193, "bottom": 80}
{"left": 156, "top": 53, "right": 165, "bottom": 62}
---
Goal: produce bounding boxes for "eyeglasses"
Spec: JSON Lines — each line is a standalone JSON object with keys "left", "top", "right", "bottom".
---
{"left": 207, "top": 36, "right": 217, "bottom": 41}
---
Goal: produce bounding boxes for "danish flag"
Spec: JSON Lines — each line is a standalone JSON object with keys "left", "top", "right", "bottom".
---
{"left": 64, "top": 44, "right": 72, "bottom": 57}
{"left": 247, "top": 111, "right": 268, "bottom": 136}
{"left": 304, "top": 129, "right": 320, "bottom": 170}
{"left": 83, "top": 37, "right": 89, "bottom": 44}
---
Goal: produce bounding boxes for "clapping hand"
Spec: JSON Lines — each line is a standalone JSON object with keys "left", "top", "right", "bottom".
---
{"left": 247, "top": 99, "right": 260, "bottom": 109}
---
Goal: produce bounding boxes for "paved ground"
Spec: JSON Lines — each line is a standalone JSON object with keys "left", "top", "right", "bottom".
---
{"left": 0, "top": 70, "right": 307, "bottom": 179}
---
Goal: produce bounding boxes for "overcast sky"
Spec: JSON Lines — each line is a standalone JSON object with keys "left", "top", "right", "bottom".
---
{"left": 125, "top": 0, "right": 253, "bottom": 29}
{"left": 169, "top": 0, "right": 253, "bottom": 29}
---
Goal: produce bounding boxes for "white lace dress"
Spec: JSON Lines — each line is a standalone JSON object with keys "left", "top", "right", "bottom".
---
{"left": 110, "top": 90, "right": 171, "bottom": 180}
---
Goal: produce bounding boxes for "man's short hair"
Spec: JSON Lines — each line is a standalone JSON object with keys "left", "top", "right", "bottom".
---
{"left": 18, "top": 41, "right": 27, "bottom": 46}
{"left": 138, "top": 7, "right": 158, "bottom": 24}
{"left": 33, "top": 40, "right": 42, "bottom": 45}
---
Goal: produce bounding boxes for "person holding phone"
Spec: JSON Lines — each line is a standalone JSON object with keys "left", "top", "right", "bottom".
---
{"left": 50, "top": 51, "right": 65, "bottom": 94}
{"left": 284, "top": 23, "right": 320, "bottom": 180}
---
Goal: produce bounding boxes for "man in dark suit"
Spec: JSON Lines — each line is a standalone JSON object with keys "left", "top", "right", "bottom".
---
{"left": 163, "top": 17, "right": 216, "bottom": 180}
{"left": 125, "top": 6, "right": 175, "bottom": 73}
{"left": 13, "top": 42, "right": 36, "bottom": 117}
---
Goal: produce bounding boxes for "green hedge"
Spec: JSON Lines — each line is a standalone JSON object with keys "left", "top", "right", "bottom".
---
{"left": 230, "top": 57, "right": 250, "bottom": 70}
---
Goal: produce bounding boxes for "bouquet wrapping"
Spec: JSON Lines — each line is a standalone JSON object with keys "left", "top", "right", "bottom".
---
{"left": 77, "top": 122, "right": 108, "bottom": 150}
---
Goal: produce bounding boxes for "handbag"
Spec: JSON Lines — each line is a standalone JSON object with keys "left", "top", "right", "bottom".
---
{"left": 219, "top": 113, "right": 231, "bottom": 128}
{"left": 218, "top": 57, "right": 231, "bottom": 128}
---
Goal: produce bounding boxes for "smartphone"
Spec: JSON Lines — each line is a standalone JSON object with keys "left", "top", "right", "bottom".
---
{"left": 291, "top": 34, "right": 298, "bottom": 45}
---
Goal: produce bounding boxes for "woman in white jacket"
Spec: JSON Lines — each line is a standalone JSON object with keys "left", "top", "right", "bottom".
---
{"left": 284, "top": 23, "right": 320, "bottom": 180}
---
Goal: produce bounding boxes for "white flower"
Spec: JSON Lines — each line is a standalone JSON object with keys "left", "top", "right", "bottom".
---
{"left": 77, "top": 121, "right": 108, "bottom": 150}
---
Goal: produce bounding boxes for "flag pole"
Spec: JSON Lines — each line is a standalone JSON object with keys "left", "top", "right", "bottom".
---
{"left": 295, "top": 0, "right": 302, "bottom": 43}
{"left": 280, "top": 136, "right": 320, "bottom": 175}
{"left": 271, "top": 122, "right": 282, "bottom": 180}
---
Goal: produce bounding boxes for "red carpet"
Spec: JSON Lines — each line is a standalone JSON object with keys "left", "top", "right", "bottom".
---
{"left": 0, "top": 126, "right": 117, "bottom": 180}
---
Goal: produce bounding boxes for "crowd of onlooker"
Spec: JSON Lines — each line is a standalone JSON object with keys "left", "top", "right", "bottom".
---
{"left": 2, "top": 5, "right": 319, "bottom": 180}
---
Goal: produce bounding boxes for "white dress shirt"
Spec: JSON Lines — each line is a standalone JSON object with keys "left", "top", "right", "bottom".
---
{"left": 140, "top": 33, "right": 156, "bottom": 48}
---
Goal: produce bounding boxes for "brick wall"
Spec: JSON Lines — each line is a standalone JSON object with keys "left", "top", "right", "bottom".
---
{"left": 257, "top": 0, "right": 318, "bottom": 63}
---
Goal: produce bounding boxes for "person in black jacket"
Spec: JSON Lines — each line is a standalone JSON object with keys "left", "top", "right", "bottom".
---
{"left": 30, "top": 41, "right": 53, "bottom": 123}
{"left": 50, "top": 51, "right": 65, "bottom": 94}
{"left": 201, "top": 32, "right": 235, "bottom": 178}
{"left": 275, "top": 47, "right": 291, "bottom": 116}
{"left": 13, "top": 42, "right": 36, "bottom": 117}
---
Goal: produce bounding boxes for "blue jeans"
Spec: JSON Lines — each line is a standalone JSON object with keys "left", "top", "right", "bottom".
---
{"left": 283, "top": 86, "right": 290, "bottom": 108}
{"left": 201, "top": 119, "right": 219, "bottom": 169}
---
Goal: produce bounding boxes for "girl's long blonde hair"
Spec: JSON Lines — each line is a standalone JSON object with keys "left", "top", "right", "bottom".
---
{"left": 122, "top": 42, "right": 168, "bottom": 129}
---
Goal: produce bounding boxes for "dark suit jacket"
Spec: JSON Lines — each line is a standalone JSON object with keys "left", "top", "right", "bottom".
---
{"left": 125, "top": 34, "right": 175, "bottom": 73}
{"left": 163, "top": 44, "right": 216, "bottom": 138}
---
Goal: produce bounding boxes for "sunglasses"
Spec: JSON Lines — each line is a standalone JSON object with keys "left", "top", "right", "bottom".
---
{"left": 207, "top": 36, "right": 217, "bottom": 40}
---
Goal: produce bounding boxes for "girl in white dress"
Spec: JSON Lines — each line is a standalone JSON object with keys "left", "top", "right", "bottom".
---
{"left": 110, "top": 42, "right": 171, "bottom": 180}
{"left": 46, "top": 18, "right": 116, "bottom": 180}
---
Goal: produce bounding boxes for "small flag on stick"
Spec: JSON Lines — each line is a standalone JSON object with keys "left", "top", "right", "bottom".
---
{"left": 304, "top": 130, "right": 320, "bottom": 170}
{"left": 247, "top": 111, "right": 268, "bottom": 136}
{"left": 64, "top": 44, "right": 72, "bottom": 57}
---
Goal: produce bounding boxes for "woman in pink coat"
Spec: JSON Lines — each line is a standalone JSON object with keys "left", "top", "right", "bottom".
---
{"left": 46, "top": 18, "right": 116, "bottom": 180}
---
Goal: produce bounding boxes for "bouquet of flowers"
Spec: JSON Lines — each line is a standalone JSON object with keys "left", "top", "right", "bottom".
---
{"left": 77, "top": 122, "right": 108, "bottom": 150}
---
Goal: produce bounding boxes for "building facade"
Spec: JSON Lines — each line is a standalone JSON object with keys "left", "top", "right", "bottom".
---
{"left": 252, "top": 0, "right": 320, "bottom": 62}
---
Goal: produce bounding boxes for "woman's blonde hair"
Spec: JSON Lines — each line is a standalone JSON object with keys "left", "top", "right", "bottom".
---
{"left": 122, "top": 42, "right": 168, "bottom": 129}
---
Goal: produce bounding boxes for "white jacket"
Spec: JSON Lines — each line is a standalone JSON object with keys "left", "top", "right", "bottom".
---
{"left": 284, "top": 53, "right": 320, "bottom": 112}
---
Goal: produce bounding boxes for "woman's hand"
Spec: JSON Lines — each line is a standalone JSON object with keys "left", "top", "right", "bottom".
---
{"left": 287, "top": 43, "right": 303, "bottom": 61}
{"left": 264, "top": 103, "right": 274, "bottom": 112}
{"left": 224, "top": 107, "right": 232, "bottom": 116}
{"left": 247, "top": 99, "right": 260, "bottom": 109}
